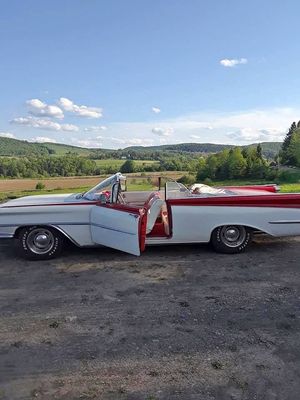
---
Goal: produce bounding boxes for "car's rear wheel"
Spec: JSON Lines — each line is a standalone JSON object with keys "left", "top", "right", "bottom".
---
{"left": 211, "top": 225, "right": 252, "bottom": 254}
{"left": 15, "top": 226, "right": 64, "bottom": 260}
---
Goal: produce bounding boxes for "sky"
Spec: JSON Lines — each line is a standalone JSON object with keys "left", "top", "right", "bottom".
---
{"left": 1, "top": 0, "right": 300, "bottom": 149}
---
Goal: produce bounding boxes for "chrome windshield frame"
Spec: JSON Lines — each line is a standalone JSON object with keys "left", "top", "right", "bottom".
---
{"left": 83, "top": 173, "right": 126, "bottom": 201}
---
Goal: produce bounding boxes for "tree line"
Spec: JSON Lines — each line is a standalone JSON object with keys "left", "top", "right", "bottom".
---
{"left": 195, "top": 144, "right": 274, "bottom": 181}
{"left": 0, "top": 153, "right": 199, "bottom": 178}
{"left": 0, "top": 156, "right": 98, "bottom": 178}
{"left": 281, "top": 121, "right": 300, "bottom": 167}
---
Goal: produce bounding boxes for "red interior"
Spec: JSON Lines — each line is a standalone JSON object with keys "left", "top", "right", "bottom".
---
{"left": 146, "top": 211, "right": 169, "bottom": 237}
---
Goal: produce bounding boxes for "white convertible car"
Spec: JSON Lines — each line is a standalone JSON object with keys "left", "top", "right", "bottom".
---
{"left": 0, "top": 173, "right": 300, "bottom": 260}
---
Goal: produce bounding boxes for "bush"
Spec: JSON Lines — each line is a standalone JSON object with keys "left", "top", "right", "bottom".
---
{"left": 35, "top": 182, "right": 45, "bottom": 190}
{"left": 203, "top": 178, "right": 213, "bottom": 185}
{"left": 120, "top": 160, "right": 135, "bottom": 173}
{"left": 177, "top": 174, "right": 195, "bottom": 185}
{"left": 278, "top": 171, "right": 300, "bottom": 183}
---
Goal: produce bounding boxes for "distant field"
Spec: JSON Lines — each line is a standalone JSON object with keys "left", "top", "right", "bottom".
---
{"left": 0, "top": 176, "right": 104, "bottom": 192}
{"left": 94, "top": 159, "right": 159, "bottom": 168}
{"left": 41, "top": 142, "right": 93, "bottom": 156}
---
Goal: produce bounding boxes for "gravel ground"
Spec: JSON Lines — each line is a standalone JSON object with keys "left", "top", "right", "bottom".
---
{"left": 0, "top": 237, "right": 300, "bottom": 400}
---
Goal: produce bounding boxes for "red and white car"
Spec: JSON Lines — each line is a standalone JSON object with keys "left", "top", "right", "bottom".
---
{"left": 0, "top": 173, "right": 299, "bottom": 260}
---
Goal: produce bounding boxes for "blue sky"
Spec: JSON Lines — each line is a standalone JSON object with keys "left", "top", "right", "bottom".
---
{"left": 1, "top": 0, "right": 300, "bottom": 148}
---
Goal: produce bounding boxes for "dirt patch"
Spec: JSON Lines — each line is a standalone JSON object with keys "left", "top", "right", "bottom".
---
{"left": 0, "top": 176, "right": 103, "bottom": 192}
{"left": 0, "top": 236, "right": 299, "bottom": 399}
{"left": 0, "top": 172, "right": 184, "bottom": 193}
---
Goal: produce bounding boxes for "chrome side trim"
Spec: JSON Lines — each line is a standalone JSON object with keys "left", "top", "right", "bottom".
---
{"left": 0, "top": 233, "right": 14, "bottom": 238}
{"left": 0, "top": 222, "right": 89, "bottom": 228}
{"left": 269, "top": 221, "right": 300, "bottom": 225}
{"left": 0, "top": 224, "right": 18, "bottom": 228}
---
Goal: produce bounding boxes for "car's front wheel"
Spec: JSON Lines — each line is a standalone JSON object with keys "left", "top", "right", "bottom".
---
{"left": 15, "top": 226, "right": 64, "bottom": 260}
{"left": 211, "top": 225, "right": 252, "bottom": 254}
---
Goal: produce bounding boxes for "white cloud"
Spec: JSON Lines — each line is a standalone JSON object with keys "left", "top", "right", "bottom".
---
{"left": 61, "top": 123, "right": 80, "bottom": 132}
{"left": 152, "top": 127, "right": 173, "bottom": 136}
{"left": 26, "top": 99, "right": 64, "bottom": 119}
{"left": 58, "top": 97, "right": 103, "bottom": 118}
{"left": 103, "top": 106, "right": 296, "bottom": 147}
{"left": 71, "top": 137, "right": 103, "bottom": 148}
{"left": 190, "top": 134, "right": 201, "bottom": 139}
{"left": 110, "top": 137, "right": 125, "bottom": 144}
{"left": 220, "top": 58, "right": 248, "bottom": 67}
{"left": 0, "top": 132, "right": 15, "bottom": 139}
{"left": 32, "top": 136, "right": 57, "bottom": 143}
{"left": 84, "top": 126, "right": 107, "bottom": 132}
{"left": 126, "top": 138, "right": 154, "bottom": 146}
{"left": 226, "top": 128, "right": 285, "bottom": 142}
{"left": 104, "top": 136, "right": 154, "bottom": 147}
{"left": 11, "top": 116, "right": 79, "bottom": 132}
{"left": 11, "top": 106, "right": 295, "bottom": 149}
{"left": 152, "top": 107, "right": 161, "bottom": 114}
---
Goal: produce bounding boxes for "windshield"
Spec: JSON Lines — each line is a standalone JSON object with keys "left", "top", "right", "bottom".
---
{"left": 166, "top": 181, "right": 190, "bottom": 199}
{"left": 82, "top": 173, "right": 126, "bottom": 201}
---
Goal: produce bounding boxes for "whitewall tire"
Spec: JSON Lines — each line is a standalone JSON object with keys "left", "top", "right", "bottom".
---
{"left": 15, "top": 226, "right": 64, "bottom": 260}
{"left": 211, "top": 225, "right": 252, "bottom": 254}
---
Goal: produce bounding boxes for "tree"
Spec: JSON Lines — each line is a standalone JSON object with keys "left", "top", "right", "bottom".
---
{"left": 282, "top": 122, "right": 297, "bottom": 152}
{"left": 226, "top": 148, "right": 247, "bottom": 179}
{"left": 205, "top": 155, "right": 218, "bottom": 180}
{"left": 281, "top": 121, "right": 300, "bottom": 166}
{"left": 256, "top": 144, "right": 262, "bottom": 159}
{"left": 288, "top": 129, "right": 300, "bottom": 167}
{"left": 120, "top": 159, "right": 135, "bottom": 173}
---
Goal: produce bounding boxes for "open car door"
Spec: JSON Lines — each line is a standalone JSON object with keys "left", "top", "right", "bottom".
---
{"left": 90, "top": 205, "right": 147, "bottom": 256}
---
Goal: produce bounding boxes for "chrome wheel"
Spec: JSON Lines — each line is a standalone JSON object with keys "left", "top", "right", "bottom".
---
{"left": 26, "top": 228, "right": 55, "bottom": 255}
{"left": 219, "top": 225, "right": 247, "bottom": 248}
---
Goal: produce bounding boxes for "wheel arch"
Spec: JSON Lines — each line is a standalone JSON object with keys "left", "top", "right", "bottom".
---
{"left": 14, "top": 224, "right": 78, "bottom": 246}
{"left": 209, "top": 223, "right": 267, "bottom": 241}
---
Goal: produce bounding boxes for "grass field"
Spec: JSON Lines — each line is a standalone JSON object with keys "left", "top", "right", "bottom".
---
{"left": 94, "top": 159, "right": 159, "bottom": 168}
{"left": 0, "top": 174, "right": 299, "bottom": 202}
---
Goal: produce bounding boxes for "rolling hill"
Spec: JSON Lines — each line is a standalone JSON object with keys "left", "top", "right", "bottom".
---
{"left": 124, "top": 142, "right": 282, "bottom": 158}
{"left": 0, "top": 136, "right": 282, "bottom": 158}
{"left": 0, "top": 137, "right": 96, "bottom": 157}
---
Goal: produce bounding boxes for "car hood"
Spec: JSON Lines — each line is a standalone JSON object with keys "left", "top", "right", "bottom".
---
{"left": 0, "top": 193, "right": 78, "bottom": 208}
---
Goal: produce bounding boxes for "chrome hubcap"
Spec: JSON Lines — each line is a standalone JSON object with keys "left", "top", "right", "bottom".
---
{"left": 27, "top": 228, "right": 55, "bottom": 255}
{"left": 220, "top": 226, "right": 246, "bottom": 248}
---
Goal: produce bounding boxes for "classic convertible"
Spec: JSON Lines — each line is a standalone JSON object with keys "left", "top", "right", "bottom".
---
{"left": 0, "top": 173, "right": 300, "bottom": 260}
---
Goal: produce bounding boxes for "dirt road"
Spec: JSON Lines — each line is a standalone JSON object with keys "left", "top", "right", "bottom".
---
{"left": 0, "top": 237, "right": 299, "bottom": 400}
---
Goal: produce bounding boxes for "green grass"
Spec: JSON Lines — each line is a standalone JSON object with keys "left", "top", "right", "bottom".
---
{"left": 280, "top": 183, "right": 300, "bottom": 193}
{"left": 40, "top": 142, "right": 93, "bottom": 156}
